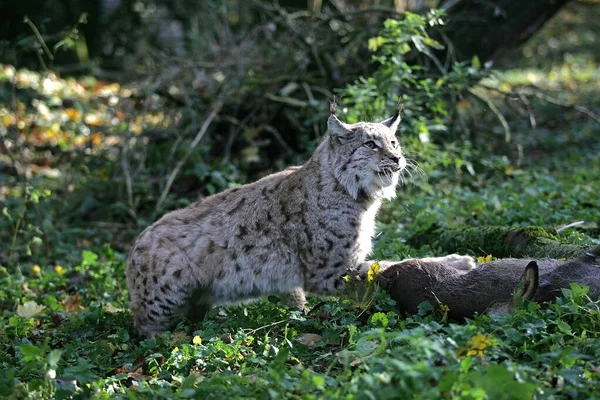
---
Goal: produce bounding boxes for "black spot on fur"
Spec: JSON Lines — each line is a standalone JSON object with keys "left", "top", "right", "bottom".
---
{"left": 152, "top": 275, "right": 158, "bottom": 284}
{"left": 243, "top": 244, "right": 254, "bottom": 253}
{"left": 207, "top": 240, "right": 216, "bottom": 254}
{"left": 304, "top": 228, "right": 313, "bottom": 242}
{"left": 149, "top": 309, "right": 160, "bottom": 317}
{"left": 238, "top": 225, "right": 248, "bottom": 238}
{"left": 173, "top": 269, "right": 182, "bottom": 279}
{"left": 160, "top": 283, "right": 171, "bottom": 294}
{"left": 158, "top": 303, "right": 171, "bottom": 312}
{"left": 135, "top": 244, "right": 149, "bottom": 253}
{"left": 165, "top": 297, "right": 177, "bottom": 306}
{"left": 217, "top": 270, "right": 226, "bottom": 279}
{"left": 231, "top": 252, "right": 238, "bottom": 260}
{"left": 355, "top": 174, "right": 360, "bottom": 182}
{"left": 317, "top": 260, "right": 328, "bottom": 270}
{"left": 326, "top": 239, "right": 335, "bottom": 251}
{"left": 235, "top": 263, "right": 241, "bottom": 272}
{"left": 147, "top": 314, "right": 156, "bottom": 322}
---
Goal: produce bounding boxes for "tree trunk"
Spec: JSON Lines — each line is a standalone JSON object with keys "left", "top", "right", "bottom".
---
{"left": 441, "top": 0, "right": 571, "bottom": 62}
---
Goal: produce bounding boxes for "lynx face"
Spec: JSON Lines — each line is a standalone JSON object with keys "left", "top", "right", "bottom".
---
{"left": 328, "top": 113, "right": 405, "bottom": 200}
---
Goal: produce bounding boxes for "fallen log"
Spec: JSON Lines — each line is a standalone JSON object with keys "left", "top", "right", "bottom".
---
{"left": 408, "top": 225, "right": 583, "bottom": 259}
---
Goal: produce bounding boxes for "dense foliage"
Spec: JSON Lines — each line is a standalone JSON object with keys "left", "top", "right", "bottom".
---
{"left": 1, "top": 1, "right": 599, "bottom": 398}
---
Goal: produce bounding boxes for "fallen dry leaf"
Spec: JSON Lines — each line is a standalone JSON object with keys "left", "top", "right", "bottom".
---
{"left": 61, "top": 294, "right": 85, "bottom": 313}
{"left": 16, "top": 300, "right": 46, "bottom": 318}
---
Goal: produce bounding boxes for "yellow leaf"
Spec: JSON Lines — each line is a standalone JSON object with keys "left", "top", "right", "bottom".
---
{"left": 90, "top": 133, "right": 102, "bottom": 146}
{"left": 193, "top": 335, "right": 202, "bottom": 345}
{"left": 17, "top": 300, "right": 46, "bottom": 318}
{"left": 64, "top": 108, "right": 81, "bottom": 122}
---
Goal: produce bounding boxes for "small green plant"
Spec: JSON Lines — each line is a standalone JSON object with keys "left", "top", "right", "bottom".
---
{"left": 2, "top": 186, "right": 50, "bottom": 265}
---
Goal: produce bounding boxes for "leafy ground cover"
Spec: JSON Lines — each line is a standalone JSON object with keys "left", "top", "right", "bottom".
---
{"left": 1, "top": 3, "right": 600, "bottom": 399}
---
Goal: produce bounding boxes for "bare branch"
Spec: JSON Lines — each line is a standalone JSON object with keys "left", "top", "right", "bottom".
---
{"left": 154, "top": 102, "right": 224, "bottom": 214}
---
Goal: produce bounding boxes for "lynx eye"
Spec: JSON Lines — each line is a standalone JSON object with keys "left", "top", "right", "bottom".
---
{"left": 364, "top": 141, "right": 377, "bottom": 149}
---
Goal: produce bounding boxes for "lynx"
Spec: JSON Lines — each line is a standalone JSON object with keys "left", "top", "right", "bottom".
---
{"left": 126, "top": 105, "right": 473, "bottom": 337}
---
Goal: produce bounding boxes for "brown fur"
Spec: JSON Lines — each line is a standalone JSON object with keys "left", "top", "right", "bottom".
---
{"left": 378, "top": 249, "right": 600, "bottom": 319}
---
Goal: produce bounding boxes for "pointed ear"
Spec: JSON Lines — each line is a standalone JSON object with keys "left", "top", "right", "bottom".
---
{"left": 381, "top": 104, "right": 403, "bottom": 133}
{"left": 327, "top": 114, "right": 352, "bottom": 141}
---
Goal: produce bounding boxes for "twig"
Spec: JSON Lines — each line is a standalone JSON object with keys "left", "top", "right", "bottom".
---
{"left": 243, "top": 319, "right": 287, "bottom": 334}
{"left": 530, "top": 91, "right": 600, "bottom": 127}
{"left": 468, "top": 88, "right": 512, "bottom": 142}
{"left": 23, "top": 16, "right": 54, "bottom": 61}
{"left": 556, "top": 221, "right": 585, "bottom": 234}
{"left": 154, "top": 102, "right": 223, "bottom": 214}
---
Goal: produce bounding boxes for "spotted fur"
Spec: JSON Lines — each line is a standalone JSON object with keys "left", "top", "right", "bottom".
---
{"left": 127, "top": 109, "right": 408, "bottom": 337}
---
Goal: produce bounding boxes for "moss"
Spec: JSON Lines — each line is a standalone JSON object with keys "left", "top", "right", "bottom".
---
{"left": 408, "top": 225, "right": 583, "bottom": 259}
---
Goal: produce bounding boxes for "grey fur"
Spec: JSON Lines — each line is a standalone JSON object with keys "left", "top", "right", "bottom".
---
{"left": 127, "top": 111, "right": 420, "bottom": 337}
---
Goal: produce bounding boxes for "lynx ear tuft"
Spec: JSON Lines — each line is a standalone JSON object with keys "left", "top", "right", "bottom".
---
{"left": 329, "top": 98, "right": 338, "bottom": 115}
{"left": 327, "top": 114, "right": 352, "bottom": 141}
{"left": 381, "top": 104, "right": 403, "bottom": 133}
